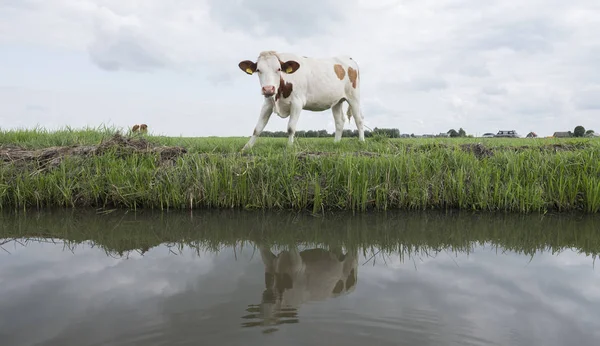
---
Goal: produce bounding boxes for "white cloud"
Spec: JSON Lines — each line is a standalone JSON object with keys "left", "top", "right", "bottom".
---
{"left": 572, "top": 85, "right": 600, "bottom": 110}
{"left": 0, "top": 0, "right": 599, "bottom": 137}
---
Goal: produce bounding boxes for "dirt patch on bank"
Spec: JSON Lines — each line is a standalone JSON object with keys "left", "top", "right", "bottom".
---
{"left": 460, "top": 143, "right": 494, "bottom": 159}
{"left": 0, "top": 133, "right": 187, "bottom": 169}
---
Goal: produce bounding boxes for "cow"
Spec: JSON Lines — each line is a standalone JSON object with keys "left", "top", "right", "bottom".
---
{"left": 238, "top": 51, "right": 365, "bottom": 150}
{"left": 242, "top": 244, "right": 358, "bottom": 329}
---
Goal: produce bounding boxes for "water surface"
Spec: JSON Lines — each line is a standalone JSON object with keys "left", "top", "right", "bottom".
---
{"left": 1, "top": 210, "right": 599, "bottom": 346}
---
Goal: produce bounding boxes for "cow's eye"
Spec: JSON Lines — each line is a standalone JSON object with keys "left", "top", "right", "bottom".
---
{"left": 256, "top": 69, "right": 260, "bottom": 73}
{"left": 277, "top": 68, "right": 281, "bottom": 72}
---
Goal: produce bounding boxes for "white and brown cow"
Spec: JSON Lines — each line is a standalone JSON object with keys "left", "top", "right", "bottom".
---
{"left": 238, "top": 51, "right": 365, "bottom": 150}
{"left": 246, "top": 245, "right": 358, "bottom": 327}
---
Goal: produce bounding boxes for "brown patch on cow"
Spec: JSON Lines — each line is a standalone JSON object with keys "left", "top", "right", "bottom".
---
{"left": 132, "top": 124, "right": 140, "bottom": 132}
{"left": 139, "top": 124, "right": 148, "bottom": 133}
{"left": 332, "top": 280, "right": 344, "bottom": 294}
{"left": 348, "top": 67, "right": 358, "bottom": 88}
{"left": 275, "top": 76, "right": 293, "bottom": 101}
{"left": 333, "top": 64, "right": 345, "bottom": 80}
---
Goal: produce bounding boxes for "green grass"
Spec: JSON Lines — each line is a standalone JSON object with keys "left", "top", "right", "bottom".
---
{"left": 1, "top": 126, "right": 600, "bottom": 213}
{"left": 1, "top": 209, "right": 599, "bottom": 261}
{"left": 1, "top": 125, "right": 595, "bottom": 153}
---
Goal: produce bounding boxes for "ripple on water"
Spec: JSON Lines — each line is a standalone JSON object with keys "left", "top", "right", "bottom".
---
{"left": 300, "top": 306, "right": 506, "bottom": 346}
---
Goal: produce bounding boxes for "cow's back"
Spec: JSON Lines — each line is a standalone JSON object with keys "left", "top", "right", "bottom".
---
{"left": 277, "top": 53, "right": 359, "bottom": 112}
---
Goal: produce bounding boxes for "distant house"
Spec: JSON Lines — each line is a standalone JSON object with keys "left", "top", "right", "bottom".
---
{"left": 526, "top": 132, "right": 538, "bottom": 138}
{"left": 496, "top": 130, "right": 519, "bottom": 138}
{"left": 553, "top": 131, "right": 572, "bottom": 138}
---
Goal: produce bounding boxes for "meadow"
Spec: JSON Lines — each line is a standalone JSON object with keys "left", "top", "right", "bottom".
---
{"left": 1, "top": 126, "right": 599, "bottom": 213}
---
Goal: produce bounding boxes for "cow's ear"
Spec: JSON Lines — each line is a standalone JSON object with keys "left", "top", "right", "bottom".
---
{"left": 239, "top": 60, "right": 257, "bottom": 75}
{"left": 281, "top": 60, "right": 300, "bottom": 74}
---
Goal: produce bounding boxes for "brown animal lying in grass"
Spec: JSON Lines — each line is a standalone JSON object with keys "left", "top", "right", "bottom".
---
{"left": 131, "top": 124, "right": 148, "bottom": 134}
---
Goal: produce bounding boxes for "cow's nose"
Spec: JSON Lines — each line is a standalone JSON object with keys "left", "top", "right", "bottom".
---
{"left": 262, "top": 86, "right": 275, "bottom": 96}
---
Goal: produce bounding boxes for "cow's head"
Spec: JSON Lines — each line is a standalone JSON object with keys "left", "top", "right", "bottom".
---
{"left": 238, "top": 53, "right": 300, "bottom": 98}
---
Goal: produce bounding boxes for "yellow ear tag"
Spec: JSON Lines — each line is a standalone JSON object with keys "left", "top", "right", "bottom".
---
{"left": 286, "top": 66, "right": 293, "bottom": 73}
{"left": 246, "top": 68, "right": 254, "bottom": 74}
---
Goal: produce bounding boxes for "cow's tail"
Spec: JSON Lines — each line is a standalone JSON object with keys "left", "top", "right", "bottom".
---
{"left": 346, "top": 105, "right": 364, "bottom": 123}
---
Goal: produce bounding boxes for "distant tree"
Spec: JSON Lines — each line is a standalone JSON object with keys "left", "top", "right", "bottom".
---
{"left": 458, "top": 128, "right": 466, "bottom": 137}
{"left": 585, "top": 129, "right": 595, "bottom": 136}
{"left": 317, "top": 129, "right": 330, "bottom": 137}
{"left": 371, "top": 128, "right": 400, "bottom": 138}
{"left": 447, "top": 129, "right": 459, "bottom": 137}
{"left": 372, "top": 128, "right": 386, "bottom": 137}
{"left": 574, "top": 125, "right": 586, "bottom": 137}
{"left": 342, "top": 129, "right": 354, "bottom": 137}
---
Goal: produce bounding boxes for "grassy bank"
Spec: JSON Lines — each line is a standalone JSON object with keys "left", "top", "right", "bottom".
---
{"left": 1, "top": 127, "right": 600, "bottom": 213}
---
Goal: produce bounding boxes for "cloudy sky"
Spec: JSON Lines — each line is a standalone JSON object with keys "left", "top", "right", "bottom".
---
{"left": 1, "top": 239, "right": 599, "bottom": 345}
{"left": 1, "top": 0, "right": 599, "bottom": 137}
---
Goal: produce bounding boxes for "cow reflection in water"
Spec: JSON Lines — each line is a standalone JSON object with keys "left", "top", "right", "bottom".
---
{"left": 242, "top": 245, "right": 358, "bottom": 332}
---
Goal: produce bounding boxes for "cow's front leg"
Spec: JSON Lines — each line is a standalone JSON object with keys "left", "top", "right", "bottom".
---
{"left": 259, "top": 245, "right": 276, "bottom": 289}
{"left": 286, "top": 102, "right": 302, "bottom": 146}
{"left": 243, "top": 100, "right": 273, "bottom": 151}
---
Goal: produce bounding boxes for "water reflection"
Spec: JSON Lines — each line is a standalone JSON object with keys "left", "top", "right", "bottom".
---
{"left": 1, "top": 209, "right": 599, "bottom": 346}
{"left": 243, "top": 245, "right": 359, "bottom": 332}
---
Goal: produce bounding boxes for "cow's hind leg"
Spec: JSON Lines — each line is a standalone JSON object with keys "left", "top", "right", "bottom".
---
{"left": 332, "top": 100, "right": 345, "bottom": 142}
{"left": 347, "top": 97, "right": 365, "bottom": 141}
